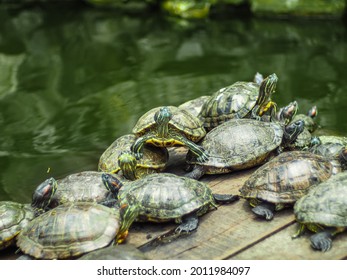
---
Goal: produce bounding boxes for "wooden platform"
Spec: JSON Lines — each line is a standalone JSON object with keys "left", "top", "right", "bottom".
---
{"left": 1, "top": 148, "right": 346, "bottom": 260}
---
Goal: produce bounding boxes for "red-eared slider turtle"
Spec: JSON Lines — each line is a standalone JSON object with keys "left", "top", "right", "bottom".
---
{"left": 98, "top": 134, "right": 169, "bottom": 180}
{"left": 16, "top": 202, "right": 121, "bottom": 259}
{"left": 102, "top": 173, "right": 239, "bottom": 243}
{"left": 48, "top": 171, "right": 120, "bottom": 208}
{"left": 199, "top": 73, "right": 278, "bottom": 130}
{"left": 239, "top": 149, "right": 347, "bottom": 220}
{"left": 178, "top": 95, "right": 210, "bottom": 118}
{"left": 0, "top": 178, "right": 56, "bottom": 250}
{"left": 185, "top": 118, "right": 304, "bottom": 180}
{"left": 293, "top": 171, "right": 347, "bottom": 251}
{"left": 78, "top": 244, "right": 149, "bottom": 260}
{"left": 292, "top": 105, "right": 318, "bottom": 133}
{"left": 131, "top": 106, "right": 208, "bottom": 162}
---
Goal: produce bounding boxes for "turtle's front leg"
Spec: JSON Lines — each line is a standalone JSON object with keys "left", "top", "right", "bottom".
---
{"left": 252, "top": 201, "right": 275, "bottom": 220}
{"left": 131, "top": 134, "right": 155, "bottom": 160}
{"left": 310, "top": 231, "right": 333, "bottom": 252}
{"left": 173, "top": 133, "right": 209, "bottom": 163}
{"left": 175, "top": 214, "right": 199, "bottom": 234}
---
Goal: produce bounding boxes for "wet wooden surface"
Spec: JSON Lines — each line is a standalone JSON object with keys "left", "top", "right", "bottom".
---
{"left": 1, "top": 147, "right": 346, "bottom": 260}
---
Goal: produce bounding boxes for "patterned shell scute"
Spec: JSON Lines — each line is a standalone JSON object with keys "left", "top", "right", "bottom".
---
{"left": 188, "top": 119, "right": 283, "bottom": 168}
{"left": 132, "top": 106, "right": 205, "bottom": 140}
{"left": 178, "top": 96, "right": 210, "bottom": 118}
{"left": 240, "top": 151, "right": 338, "bottom": 204}
{"left": 98, "top": 134, "right": 168, "bottom": 173}
{"left": 0, "top": 202, "right": 35, "bottom": 249}
{"left": 200, "top": 81, "right": 259, "bottom": 126}
{"left": 294, "top": 171, "right": 347, "bottom": 227}
{"left": 17, "top": 202, "right": 121, "bottom": 259}
{"left": 49, "top": 171, "right": 113, "bottom": 207}
{"left": 119, "top": 173, "right": 215, "bottom": 222}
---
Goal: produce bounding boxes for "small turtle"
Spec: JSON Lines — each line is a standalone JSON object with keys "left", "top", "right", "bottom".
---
{"left": 199, "top": 73, "right": 278, "bottom": 130}
{"left": 16, "top": 202, "right": 121, "bottom": 259}
{"left": 185, "top": 118, "right": 304, "bottom": 180}
{"left": 48, "top": 171, "right": 119, "bottom": 208}
{"left": 131, "top": 106, "right": 208, "bottom": 162}
{"left": 98, "top": 134, "right": 169, "bottom": 180}
{"left": 178, "top": 95, "right": 210, "bottom": 118}
{"left": 292, "top": 105, "right": 318, "bottom": 133}
{"left": 293, "top": 171, "right": 347, "bottom": 251}
{"left": 0, "top": 178, "right": 56, "bottom": 250}
{"left": 78, "top": 244, "right": 149, "bottom": 260}
{"left": 102, "top": 173, "right": 239, "bottom": 243}
{"left": 239, "top": 149, "right": 347, "bottom": 220}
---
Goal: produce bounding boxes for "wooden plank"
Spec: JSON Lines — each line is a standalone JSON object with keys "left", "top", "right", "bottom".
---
{"left": 229, "top": 223, "right": 347, "bottom": 260}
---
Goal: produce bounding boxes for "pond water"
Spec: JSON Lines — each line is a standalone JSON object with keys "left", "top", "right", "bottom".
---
{"left": 1, "top": 3, "right": 347, "bottom": 203}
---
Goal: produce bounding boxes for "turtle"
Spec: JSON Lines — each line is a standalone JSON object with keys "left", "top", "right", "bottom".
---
{"left": 261, "top": 100, "right": 298, "bottom": 124}
{"left": 0, "top": 178, "right": 56, "bottom": 250}
{"left": 98, "top": 134, "right": 169, "bottom": 180}
{"left": 131, "top": 106, "right": 208, "bottom": 162}
{"left": 102, "top": 173, "right": 239, "bottom": 243}
{"left": 185, "top": 118, "right": 305, "bottom": 180}
{"left": 293, "top": 171, "right": 347, "bottom": 251}
{"left": 16, "top": 202, "right": 121, "bottom": 259}
{"left": 78, "top": 244, "right": 149, "bottom": 260}
{"left": 316, "top": 135, "right": 347, "bottom": 146}
{"left": 199, "top": 73, "right": 278, "bottom": 131}
{"left": 239, "top": 149, "right": 347, "bottom": 220}
{"left": 48, "top": 171, "right": 120, "bottom": 208}
{"left": 292, "top": 105, "right": 318, "bottom": 133}
{"left": 310, "top": 142, "right": 346, "bottom": 159}
{"left": 178, "top": 95, "right": 210, "bottom": 119}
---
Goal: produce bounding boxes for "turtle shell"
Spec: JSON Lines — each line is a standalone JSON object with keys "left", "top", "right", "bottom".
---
{"left": 178, "top": 96, "right": 210, "bottom": 118}
{"left": 49, "top": 171, "right": 116, "bottom": 207}
{"left": 98, "top": 134, "right": 168, "bottom": 176}
{"left": 294, "top": 171, "right": 347, "bottom": 227}
{"left": 187, "top": 119, "right": 283, "bottom": 172}
{"left": 78, "top": 244, "right": 149, "bottom": 260}
{"left": 0, "top": 202, "right": 35, "bottom": 250}
{"left": 240, "top": 151, "right": 342, "bottom": 205}
{"left": 199, "top": 81, "right": 259, "bottom": 129}
{"left": 317, "top": 135, "right": 347, "bottom": 146}
{"left": 17, "top": 202, "right": 121, "bottom": 259}
{"left": 118, "top": 173, "right": 217, "bottom": 222}
{"left": 310, "top": 142, "right": 345, "bottom": 159}
{"left": 132, "top": 106, "right": 205, "bottom": 143}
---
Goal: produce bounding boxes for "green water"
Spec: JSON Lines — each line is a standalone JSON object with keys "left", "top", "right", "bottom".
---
{"left": 0, "top": 3, "right": 347, "bottom": 203}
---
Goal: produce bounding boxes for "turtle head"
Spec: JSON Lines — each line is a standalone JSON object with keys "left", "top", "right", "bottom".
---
{"left": 307, "top": 105, "right": 318, "bottom": 119}
{"left": 118, "top": 151, "right": 138, "bottom": 181}
{"left": 282, "top": 120, "right": 305, "bottom": 146}
{"left": 102, "top": 173, "right": 124, "bottom": 197}
{"left": 277, "top": 101, "right": 298, "bottom": 124}
{"left": 259, "top": 73, "right": 278, "bottom": 102}
{"left": 31, "top": 177, "right": 57, "bottom": 215}
{"left": 154, "top": 107, "right": 172, "bottom": 125}
{"left": 116, "top": 194, "right": 139, "bottom": 244}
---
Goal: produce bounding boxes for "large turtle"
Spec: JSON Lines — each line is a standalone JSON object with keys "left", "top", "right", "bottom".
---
{"left": 239, "top": 149, "right": 347, "bottom": 220}
{"left": 102, "top": 173, "right": 239, "bottom": 243}
{"left": 16, "top": 202, "right": 121, "bottom": 259}
{"left": 0, "top": 178, "right": 56, "bottom": 250}
{"left": 131, "top": 106, "right": 208, "bottom": 162}
{"left": 293, "top": 171, "right": 347, "bottom": 252}
{"left": 199, "top": 73, "right": 278, "bottom": 131}
{"left": 98, "top": 134, "right": 169, "bottom": 180}
{"left": 185, "top": 118, "right": 304, "bottom": 180}
{"left": 48, "top": 171, "right": 120, "bottom": 208}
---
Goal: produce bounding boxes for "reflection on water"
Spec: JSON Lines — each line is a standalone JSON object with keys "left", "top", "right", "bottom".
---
{"left": 0, "top": 4, "right": 347, "bottom": 202}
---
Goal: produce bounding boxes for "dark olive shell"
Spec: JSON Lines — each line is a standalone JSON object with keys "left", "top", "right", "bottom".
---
{"left": 240, "top": 151, "right": 341, "bottom": 204}
{"left": 178, "top": 96, "right": 210, "bottom": 118}
{"left": 294, "top": 171, "right": 347, "bottom": 227}
{"left": 0, "top": 202, "right": 35, "bottom": 250}
{"left": 17, "top": 203, "right": 121, "bottom": 259}
{"left": 187, "top": 119, "right": 283, "bottom": 172}
{"left": 119, "top": 173, "right": 217, "bottom": 222}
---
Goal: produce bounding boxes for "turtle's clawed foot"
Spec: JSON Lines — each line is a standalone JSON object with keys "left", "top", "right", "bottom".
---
{"left": 252, "top": 205, "right": 274, "bottom": 220}
{"left": 175, "top": 216, "right": 199, "bottom": 234}
{"left": 310, "top": 232, "right": 332, "bottom": 252}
